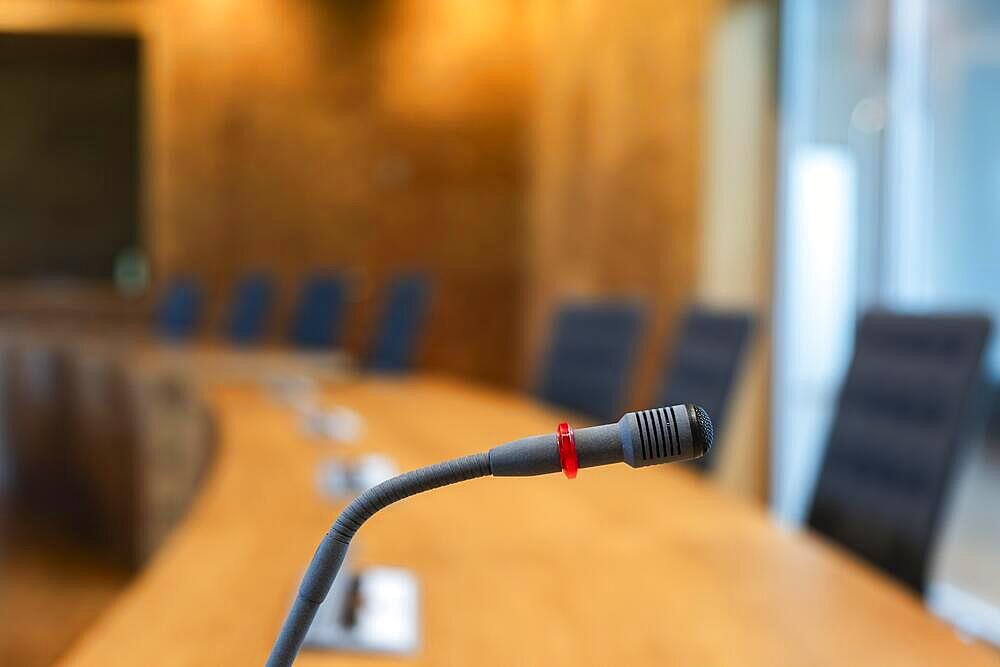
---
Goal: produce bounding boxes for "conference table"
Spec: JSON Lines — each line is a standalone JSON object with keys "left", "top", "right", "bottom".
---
{"left": 57, "top": 375, "right": 999, "bottom": 666}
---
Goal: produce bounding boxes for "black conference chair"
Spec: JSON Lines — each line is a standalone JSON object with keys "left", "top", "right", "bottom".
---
{"left": 535, "top": 301, "right": 645, "bottom": 422}
{"left": 288, "top": 274, "right": 349, "bottom": 349}
{"left": 154, "top": 277, "right": 203, "bottom": 342}
{"left": 70, "top": 353, "right": 143, "bottom": 567}
{"left": 807, "top": 312, "right": 991, "bottom": 594}
{"left": 658, "top": 307, "right": 754, "bottom": 469}
{"left": 223, "top": 273, "right": 275, "bottom": 345}
{"left": 367, "top": 275, "right": 430, "bottom": 373}
{"left": 2, "top": 344, "right": 93, "bottom": 536}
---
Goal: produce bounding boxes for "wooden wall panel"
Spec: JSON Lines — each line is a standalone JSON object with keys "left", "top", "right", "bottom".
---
{"left": 147, "top": 0, "right": 533, "bottom": 385}
{"left": 0, "top": 0, "right": 721, "bottom": 393}
{"left": 527, "top": 0, "right": 721, "bottom": 404}
{"left": 151, "top": 0, "right": 718, "bottom": 390}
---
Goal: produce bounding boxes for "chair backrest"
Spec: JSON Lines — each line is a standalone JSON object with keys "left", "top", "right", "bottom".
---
{"left": 367, "top": 275, "right": 430, "bottom": 373}
{"left": 70, "top": 351, "right": 141, "bottom": 566}
{"left": 154, "top": 277, "right": 203, "bottom": 341}
{"left": 2, "top": 343, "right": 90, "bottom": 534}
{"left": 288, "top": 274, "right": 348, "bottom": 349}
{"left": 807, "top": 312, "right": 991, "bottom": 594}
{"left": 223, "top": 273, "right": 274, "bottom": 345}
{"left": 658, "top": 307, "right": 754, "bottom": 469}
{"left": 535, "top": 301, "right": 645, "bottom": 421}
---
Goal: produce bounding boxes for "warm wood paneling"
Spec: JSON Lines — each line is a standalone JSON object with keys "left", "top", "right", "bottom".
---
{"left": 0, "top": 0, "right": 721, "bottom": 391}
{"left": 146, "top": 0, "right": 534, "bottom": 385}
{"left": 150, "top": 0, "right": 720, "bottom": 389}
{"left": 527, "top": 0, "right": 721, "bottom": 403}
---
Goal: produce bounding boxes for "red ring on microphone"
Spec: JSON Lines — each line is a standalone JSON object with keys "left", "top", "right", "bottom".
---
{"left": 556, "top": 422, "right": 578, "bottom": 479}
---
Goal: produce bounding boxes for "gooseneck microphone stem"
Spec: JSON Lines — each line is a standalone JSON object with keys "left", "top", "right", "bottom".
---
{"left": 266, "top": 404, "right": 713, "bottom": 667}
{"left": 265, "top": 453, "right": 491, "bottom": 667}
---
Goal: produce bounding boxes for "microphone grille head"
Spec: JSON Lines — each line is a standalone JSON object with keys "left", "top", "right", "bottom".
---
{"left": 617, "top": 404, "right": 712, "bottom": 467}
{"left": 687, "top": 405, "right": 714, "bottom": 457}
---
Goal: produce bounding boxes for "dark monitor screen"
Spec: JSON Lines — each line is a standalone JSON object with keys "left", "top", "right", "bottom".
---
{"left": 0, "top": 32, "right": 141, "bottom": 280}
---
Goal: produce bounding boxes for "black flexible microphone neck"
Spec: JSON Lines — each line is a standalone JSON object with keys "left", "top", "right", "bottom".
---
{"left": 266, "top": 404, "right": 713, "bottom": 667}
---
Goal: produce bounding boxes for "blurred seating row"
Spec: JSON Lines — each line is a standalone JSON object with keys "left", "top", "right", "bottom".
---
{"left": 1, "top": 296, "right": 753, "bottom": 570}
{"left": 536, "top": 301, "right": 754, "bottom": 469}
{"left": 156, "top": 273, "right": 430, "bottom": 373}
{"left": 0, "top": 272, "right": 431, "bottom": 572}
{"left": 3, "top": 287, "right": 991, "bottom": 600}
{"left": 1, "top": 338, "right": 215, "bottom": 568}
{"left": 536, "top": 299, "right": 991, "bottom": 595}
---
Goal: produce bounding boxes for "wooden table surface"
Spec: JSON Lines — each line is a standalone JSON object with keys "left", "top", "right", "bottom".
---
{"left": 58, "top": 376, "right": 999, "bottom": 666}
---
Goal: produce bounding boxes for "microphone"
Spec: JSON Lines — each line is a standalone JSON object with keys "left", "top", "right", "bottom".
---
{"left": 266, "top": 404, "right": 713, "bottom": 666}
